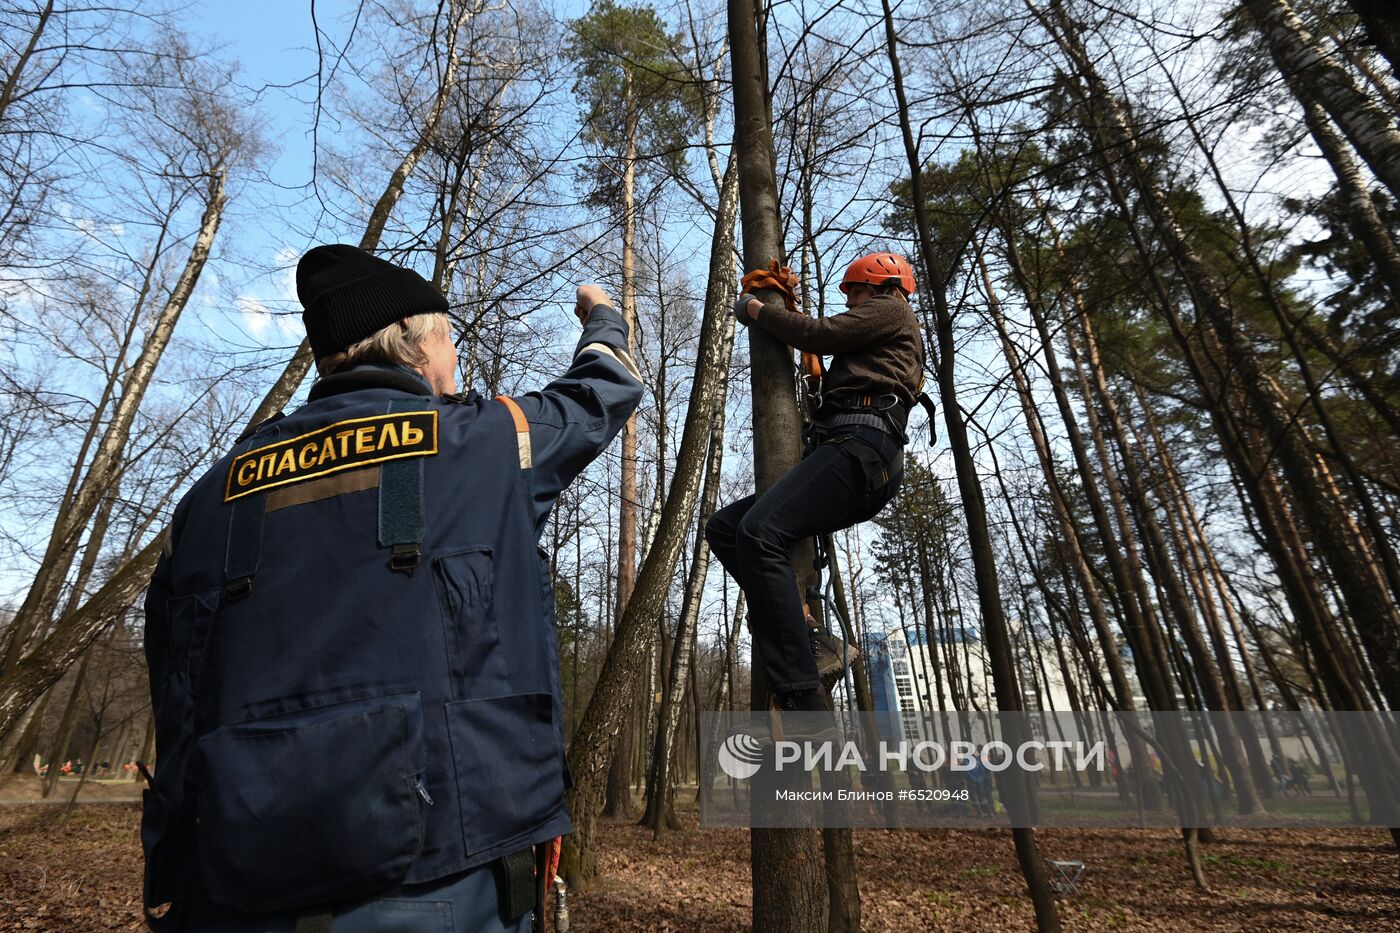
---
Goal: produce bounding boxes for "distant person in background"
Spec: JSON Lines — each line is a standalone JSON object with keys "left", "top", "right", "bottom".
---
{"left": 967, "top": 754, "right": 994, "bottom": 818}
{"left": 1271, "top": 753, "right": 1288, "bottom": 793}
{"left": 1288, "top": 759, "right": 1312, "bottom": 795}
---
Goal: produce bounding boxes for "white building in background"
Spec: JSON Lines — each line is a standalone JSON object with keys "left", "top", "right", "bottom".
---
{"left": 869, "top": 625, "right": 1076, "bottom": 742}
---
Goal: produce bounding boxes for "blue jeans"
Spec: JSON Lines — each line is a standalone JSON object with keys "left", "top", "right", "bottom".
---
{"left": 705, "top": 425, "right": 902, "bottom": 692}
{"left": 181, "top": 863, "right": 530, "bottom": 932}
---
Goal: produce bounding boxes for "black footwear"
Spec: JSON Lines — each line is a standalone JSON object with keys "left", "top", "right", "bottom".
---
{"left": 809, "top": 626, "right": 859, "bottom": 686}
{"left": 767, "top": 688, "right": 841, "bottom": 744}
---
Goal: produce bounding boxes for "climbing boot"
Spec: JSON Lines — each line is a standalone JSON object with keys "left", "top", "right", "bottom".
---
{"left": 809, "top": 624, "right": 860, "bottom": 688}
{"left": 766, "top": 688, "right": 841, "bottom": 744}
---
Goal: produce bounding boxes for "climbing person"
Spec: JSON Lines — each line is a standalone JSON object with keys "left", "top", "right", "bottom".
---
{"left": 140, "top": 244, "right": 643, "bottom": 931}
{"left": 705, "top": 252, "right": 925, "bottom": 738}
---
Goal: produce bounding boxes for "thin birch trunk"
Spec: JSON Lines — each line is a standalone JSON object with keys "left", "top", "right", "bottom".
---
{"left": 1244, "top": 0, "right": 1400, "bottom": 202}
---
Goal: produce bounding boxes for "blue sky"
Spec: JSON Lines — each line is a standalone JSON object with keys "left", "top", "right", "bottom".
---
{"left": 181, "top": 0, "right": 605, "bottom": 350}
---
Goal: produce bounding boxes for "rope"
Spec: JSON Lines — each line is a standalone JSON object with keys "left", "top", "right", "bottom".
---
{"left": 809, "top": 539, "right": 857, "bottom": 741}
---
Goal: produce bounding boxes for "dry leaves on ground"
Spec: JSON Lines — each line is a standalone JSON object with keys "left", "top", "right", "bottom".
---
{"left": 1, "top": 792, "right": 1396, "bottom": 931}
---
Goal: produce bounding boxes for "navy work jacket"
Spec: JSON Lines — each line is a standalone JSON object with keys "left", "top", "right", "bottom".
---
{"left": 142, "top": 307, "right": 642, "bottom": 921}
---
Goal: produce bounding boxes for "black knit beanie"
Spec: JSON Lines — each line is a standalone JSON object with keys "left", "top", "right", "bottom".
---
{"left": 296, "top": 244, "right": 449, "bottom": 358}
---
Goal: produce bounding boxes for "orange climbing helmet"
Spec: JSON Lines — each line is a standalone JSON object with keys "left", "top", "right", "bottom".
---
{"left": 839, "top": 252, "right": 916, "bottom": 297}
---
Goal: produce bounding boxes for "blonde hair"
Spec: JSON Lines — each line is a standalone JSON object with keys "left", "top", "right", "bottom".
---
{"left": 315, "top": 312, "right": 451, "bottom": 377}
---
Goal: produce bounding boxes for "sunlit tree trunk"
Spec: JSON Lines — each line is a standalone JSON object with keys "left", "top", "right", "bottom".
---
{"left": 978, "top": 243, "right": 1158, "bottom": 808}
{"left": 1244, "top": 0, "right": 1400, "bottom": 202}
{"left": 885, "top": 3, "right": 1060, "bottom": 925}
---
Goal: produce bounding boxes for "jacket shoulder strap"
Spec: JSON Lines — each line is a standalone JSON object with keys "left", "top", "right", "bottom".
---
{"left": 495, "top": 396, "right": 532, "bottom": 470}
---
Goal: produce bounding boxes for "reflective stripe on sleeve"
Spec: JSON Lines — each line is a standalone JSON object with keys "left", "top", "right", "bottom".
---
{"left": 579, "top": 342, "right": 643, "bottom": 383}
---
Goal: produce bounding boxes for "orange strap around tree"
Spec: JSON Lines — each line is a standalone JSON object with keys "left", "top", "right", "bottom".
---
{"left": 741, "top": 259, "right": 801, "bottom": 313}
{"left": 741, "top": 259, "right": 823, "bottom": 382}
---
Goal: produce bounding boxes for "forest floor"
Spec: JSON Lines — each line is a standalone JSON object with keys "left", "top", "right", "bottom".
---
{"left": 0, "top": 781, "right": 1396, "bottom": 931}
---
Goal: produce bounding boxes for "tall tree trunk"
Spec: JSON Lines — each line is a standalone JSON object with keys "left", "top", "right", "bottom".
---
{"left": 1036, "top": 0, "right": 1400, "bottom": 832}
{"left": 998, "top": 222, "right": 1182, "bottom": 728}
{"left": 1062, "top": 307, "right": 1261, "bottom": 815}
{"left": 885, "top": 5, "right": 1060, "bottom": 927}
{"left": 728, "top": 0, "right": 827, "bottom": 926}
{"left": 1299, "top": 99, "right": 1400, "bottom": 312}
{"left": 561, "top": 142, "right": 747, "bottom": 890}
{"left": 1244, "top": 0, "right": 1400, "bottom": 202}
{"left": 1061, "top": 4, "right": 1400, "bottom": 710}
{"left": 979, "top": 244, "right": 1158, "bottom": 808}
{"left": 1129, "top": 397, "right": 1277, "bottom": 798}
{"left": 1142, "top": 393, "right": 1285, "bottom": 765}
{"left": 42, "top": 651, "right": 90, "bottom": 799}
{"left": 37, "top": 491, "right": 118, "bottom": 796}
{"left": 603, "top": 73, "right": 644, "bottom": 822}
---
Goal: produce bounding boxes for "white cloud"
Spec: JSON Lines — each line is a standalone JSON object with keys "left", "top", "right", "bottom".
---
{"left": 237, "top": 295, "right": 272, "bottom": 338}
{"left": 276, "top": 311, "right": 303, "bottom": 339}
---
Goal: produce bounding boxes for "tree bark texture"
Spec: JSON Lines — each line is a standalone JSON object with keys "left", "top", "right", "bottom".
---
{"left": 561, "top": 146, "right": 746, "bottom": 889}
{"left": 884, "top": 1, "right": 1060, "bottom": 927}
{"left": 1244, "top": 0, "right": 1400, "bottom": 203}
{"left": 728, "top": 0, "right": 827, "bottom": 927}
{"left": 1037, "top": 0, "right": 1400, "bottom": 826}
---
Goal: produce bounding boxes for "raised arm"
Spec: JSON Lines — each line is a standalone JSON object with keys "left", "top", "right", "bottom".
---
{"left": 504, "top": 285, "right": 645, "bottom": 531}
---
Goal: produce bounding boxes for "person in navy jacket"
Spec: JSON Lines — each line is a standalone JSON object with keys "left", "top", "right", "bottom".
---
{"left": 141, "top": 245, "right": 642, "bottom": 931}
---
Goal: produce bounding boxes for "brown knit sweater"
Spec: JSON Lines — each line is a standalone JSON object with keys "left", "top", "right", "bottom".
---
{"left": 752, "top": 293, "right": 925, "bottom": 410}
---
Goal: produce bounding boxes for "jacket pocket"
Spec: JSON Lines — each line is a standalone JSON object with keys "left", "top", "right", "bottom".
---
{"left": 446, "top": 692, "right": 565, "bottom": 854}
{"left": 195, "top": 692, "right": 426, "bottom": 913}
{"left": 434, "top": 548, "right": 508, "bottom": 698}
{"left": 830, "top": 433, "right": 901, "bottom": 496}
{"left": 143, "top": 592, "right": 217, "bottom": 913}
